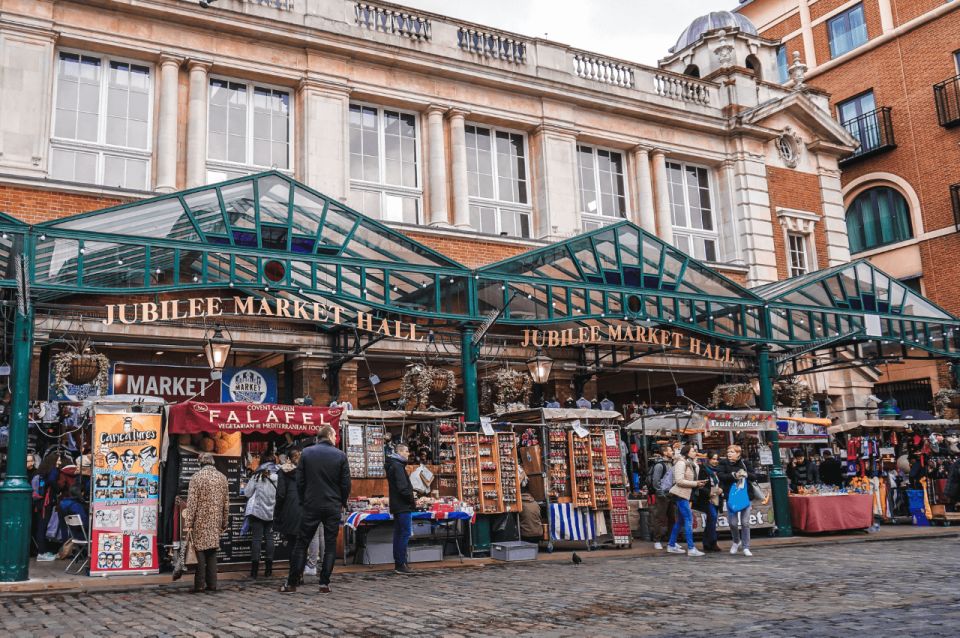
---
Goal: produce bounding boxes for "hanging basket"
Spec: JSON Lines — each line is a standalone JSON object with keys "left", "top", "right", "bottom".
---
{"left": 431, "top": 375, "right": 449, "bottom": 393}
{"left": 709, "top": 383, "right": 754, "bottom": 408}
{"left": 51, "top": 350, "right": 111, "bottom": 396}
{"left": 69, "top": 356, "right": 100, "bottom": 385}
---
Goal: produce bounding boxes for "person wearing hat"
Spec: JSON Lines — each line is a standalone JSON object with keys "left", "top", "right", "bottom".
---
{"left": 182, "top": 453, "right": 230, "bottom": 593}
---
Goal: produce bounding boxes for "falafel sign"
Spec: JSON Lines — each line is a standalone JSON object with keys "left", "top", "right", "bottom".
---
{"left": 169, "top": 402, "right": 342, "bottom": 435}
{"left": 90, "top": 412, "right": 162, "bottom": 576}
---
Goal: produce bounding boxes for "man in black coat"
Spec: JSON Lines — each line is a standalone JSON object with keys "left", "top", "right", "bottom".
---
{"left": 386, "top": 443, "right": 417, "bottom": 574}
{"left": 946, "top": 459, "right": 960, "bottom": 512}
{"left": 280, "top": 425, "right": 351, "bottom": 594}
{"left": 818, "top": 450, "right": 845, "bottom": 488}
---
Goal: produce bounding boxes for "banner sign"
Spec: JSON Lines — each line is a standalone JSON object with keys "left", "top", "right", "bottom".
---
{"left": 695, "top": 410, "right": 777, "bottom": 432}
{"left": 169, "top": 402, "right": 342, "bottom": 435}
{"left": 776, "top": 419, "right": 830, "bottom": 441}
{"left": 89, "top": 412, "right": 162, "bottom": 576}
{"left": 112, "top": 363, "right": 220, "bottom": 403}
{"left": 221, "top": 367, "right": 277, "bottom": 404}
{"left": 692, "top": 482, "right": 775, "bottom": 531}
{"left": 48, "top": 369, "right": 103, "bottom": 402}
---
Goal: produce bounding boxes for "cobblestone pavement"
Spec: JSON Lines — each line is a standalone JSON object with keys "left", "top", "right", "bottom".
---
{"left": 3, "top": 537, "right": 958, "bottom": 637}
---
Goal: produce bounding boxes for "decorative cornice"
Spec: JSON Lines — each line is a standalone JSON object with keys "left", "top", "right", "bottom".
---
{"left": 776, "top": 207, "right": 821, "bottom": 234}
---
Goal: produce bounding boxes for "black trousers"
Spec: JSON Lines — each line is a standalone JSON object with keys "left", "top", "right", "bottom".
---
{"left": 287, "top": 508, "right": 340, "bottom": 587}
{"left": 194, "top": 548, "right": 218, "bottom": 591}
{"left": 248, "top": 516, "right": 275, "bottom": 563}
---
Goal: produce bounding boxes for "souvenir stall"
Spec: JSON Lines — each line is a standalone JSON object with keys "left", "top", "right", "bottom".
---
{"left": 163, "top": 402, "right": 343, "bottom": 565}
{"left": 496, "top": 408, "right": 630, "bottom": 550}
{"left": 338, "top": 410, "right": 475, "bottom": 565}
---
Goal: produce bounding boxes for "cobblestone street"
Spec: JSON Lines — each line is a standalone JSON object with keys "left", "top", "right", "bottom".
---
{"left": 3, "top": 537, "right": 958, "bottom": 637}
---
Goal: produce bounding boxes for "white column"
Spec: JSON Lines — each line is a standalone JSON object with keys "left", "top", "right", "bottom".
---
{"left": 447, "top": 109, "right": 470, "bottom": 229}
{"left": 798, "top": 0, "right": 817, "bottom": 69}
{"left": 155, "top": 55, "right": 181, "bottom": 192}
{"left": 425, "top": 105, "right": 450, "bottom": 226}
{"left": 531, "top": 124, "right": 579, "bottom": 239}
{"left": 631, "top": 145, "right": 656, "bottom": 234}
{"left": 651, "top": 150, "right": 674, "bottom": 245}
{"left": 299, "top": 78, "right": 351, "bottom": 201}
{"left": 816, "top": 156, "right": 852, "bottom": 265}
{"left": 186, "top": 59, "right": 211, "bottom": 188}
{"left": 877, "top": 0, "right": 894, "bottom": 33}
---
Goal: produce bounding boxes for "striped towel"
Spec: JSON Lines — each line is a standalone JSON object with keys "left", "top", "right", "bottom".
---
{"left": 549, "top": 503, "right": 596, "bottom": 541}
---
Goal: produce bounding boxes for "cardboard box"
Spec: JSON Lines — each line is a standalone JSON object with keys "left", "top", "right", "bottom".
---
{"left": 526, "top": 474, "right": 546, "bottom": 501}
{"left": 520, "top": 445, "right": 543, "bottom": 475}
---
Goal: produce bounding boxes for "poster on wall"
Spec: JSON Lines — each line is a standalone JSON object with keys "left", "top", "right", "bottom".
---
{"left": 220, "top": 367, "right": 277, "bottom": 404}
{"left": 89, "top": 412, "right": 162, "bottom": 576}
{"left": 112, "top": 363, "right": 220, "bottom": 403}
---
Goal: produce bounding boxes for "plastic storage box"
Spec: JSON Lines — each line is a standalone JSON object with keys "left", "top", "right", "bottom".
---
{"left": 362, "top": 542, "right": 394, "bottom": 565}
{"left": 407, "top": 544, "right": 443, "bottom": 563}
{"left": 490, "top": 541, "right": 538, "bottom": 562}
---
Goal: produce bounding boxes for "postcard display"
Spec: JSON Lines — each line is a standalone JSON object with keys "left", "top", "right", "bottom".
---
{"left": 455, "top": 432, "right": 522, "bottom": 514}
{"left": 346, "top": 423, "right": 386, "bottom": 478}
{"left": 89, "top": 412, "right": 162, "bottom": 575}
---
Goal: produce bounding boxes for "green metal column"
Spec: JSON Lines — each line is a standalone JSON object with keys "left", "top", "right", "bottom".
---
{"left": 0, "top": 295, "right": 35, "bottom": 581}
{"left": 758, "top": 344, "right": 792, "bottom": 537}
{"left": 460, "top": 327, "right": 479, "bottom": 423}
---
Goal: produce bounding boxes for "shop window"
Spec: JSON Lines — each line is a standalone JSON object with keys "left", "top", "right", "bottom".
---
{"left": 465, "top": 123, "right": 531, "bottom": 237}
{"left": 776, "top": 45, "right": 788, "bottom": 83}
{"left": 828, "top": 3, "right": 868, "bottom": 58}
{"left": 666, "top": 160, "right": 718, "bottom": 262}
{"left": 348, "top": 103, "right": 421, "bottom": 225}
{"left": 787, "top": 233, "right": 810, "bottom": 278}
{"left": 845, "top": 186, "right": 913, "bottom": 253}
{"left": 577, "top": 144, "right": 627, "bottom": 231}
{"left": 50, "top": 50, "right": 152, "bottom": 190}
{"left": 207, "top": 79, "right": 291, "bottom": 182}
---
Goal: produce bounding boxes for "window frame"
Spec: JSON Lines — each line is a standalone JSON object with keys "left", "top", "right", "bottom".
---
{"left": 786, "top": 232, "right": 810, "bottom": 278}
{"left": 205, "top": 74, "right": 295, "bottom": 181}
{"left": 827, "top": 3, "right": 868, "bottom": 59}
{"left": 576, "top": 143, "right": 629, "bottom": 231}
{"left": 845, "top": 185, "right": 914, "bottom": 254}
{"left": 464, "top": 121, "right": 533, "bottom": 238}
{"left": 665, "top": 159, "right": 721, "bottom": 262}
{"left": 49, "top": 47, "right": 155, "bottom": 190}
{"left": 347, "top": 100, "right": 424, "bottom": 226}
{"left": 776, "top": 45, "right": 789, "bottom": 84}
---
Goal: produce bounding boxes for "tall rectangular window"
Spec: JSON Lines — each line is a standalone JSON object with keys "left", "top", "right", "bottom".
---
{"left": 666, "top": 161, "right": 718, "bottom": 262}
{"left": 207, "top": 79, "right": 290, "bottom": 182}
{"left": 578, "top": 144, "right": 627, "bottom": 230}
{"left": 50, "top": 51, "right": 151, "bottom": 190}
{"left": 838, "top": 90, "right": 880, "bottom": 153}
{"left": 348, "top": 103, "right": 421, "bottom": 224}
{"left": 776, "top": 45, "right": 789, "bottom": 83}
{"left": 466, "top": 124, "right": 530, "bottom": 237}
{"left": 787, "top": 233, "right": 809, "bottom": 277}
{"left": 828, "top": 4, "right": 868, "bottom": 58}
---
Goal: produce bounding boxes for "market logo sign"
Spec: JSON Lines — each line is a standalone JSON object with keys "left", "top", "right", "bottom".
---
{"left": 520, "top": 325, "right": 734, "bottom": 362}
{"left": 222, "top": 367, "right": 277, "bottom": 404}
{"left": 111, "top": 363, "right": 220, "bottom": 403}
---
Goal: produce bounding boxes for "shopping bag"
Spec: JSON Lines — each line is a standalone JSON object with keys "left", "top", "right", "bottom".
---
{"left": 749, "top": 481, "right": 767, "bottom": 503}
{"left": 728, "top": 479, "right": 750, "bottom": 513}
{"left": 172, "top": 533, "right": 192, "bottom": 580}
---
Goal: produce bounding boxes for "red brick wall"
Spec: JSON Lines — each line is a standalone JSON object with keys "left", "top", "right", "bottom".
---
{"left": 765, "top": 166, "right": 827, "bottom": 279}
{"left": 810, "top": 0, "right": 860, "bottom": 21}
{"left": 762, "top": 12, "right": 802, "bottom": 40}
{"left": 812, "top": 0, "right": 883, "bottom": 63}
{"left": 0, "top": 184, "right": 128, "bottom": 224}
{"left": 892, "top": 0, "right": 945, "bottom": 26}
{"left": 405, "top": 231, "right": 529, "bottom": 267}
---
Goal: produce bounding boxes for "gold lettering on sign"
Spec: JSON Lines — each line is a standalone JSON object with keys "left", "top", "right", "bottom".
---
{"left": 234, "top": 296, "right": 254, "bottom": 315}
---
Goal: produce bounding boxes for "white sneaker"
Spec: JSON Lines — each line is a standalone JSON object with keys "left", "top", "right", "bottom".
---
{"left": 304, "top": 566, "right": 317, "bottom": 576}
{"left": 654, "top": 542, "right": 664, "bottom": 550}
{"left": 687, "top": 548, "right": 705, "bottom": 557}
{"left": 729, "top": 542, "right": 740, "bottom": 555}
{"left": 36, "top": 552, "right": 57, "bottom": 562}
{"left": 742, "top": 548, "right": 753, "bottom": 557}
{"left": 666, "top": 544, "right": 685, "bottom": 554}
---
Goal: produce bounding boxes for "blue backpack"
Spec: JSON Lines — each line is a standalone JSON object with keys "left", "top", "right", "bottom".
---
{"left": 728, "top": 479, "right": 750, "bottom": 513}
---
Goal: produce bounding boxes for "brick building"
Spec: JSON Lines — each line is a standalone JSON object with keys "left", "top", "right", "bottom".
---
{"left": 737, "top": 0, "right": 960, "bottom": 414}
{"left": 0, "top": 0, "right": 885, "bottom": 414}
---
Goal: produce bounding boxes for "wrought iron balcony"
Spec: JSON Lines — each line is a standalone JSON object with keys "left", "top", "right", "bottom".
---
{"left": 839, "top": 107, "right": 896, "bottom": 166}
{"left": 934, "top": 74, "right": 960, "bottom": 127}
{"left": 952, "top": 183, "right": 960, "bottom": 229}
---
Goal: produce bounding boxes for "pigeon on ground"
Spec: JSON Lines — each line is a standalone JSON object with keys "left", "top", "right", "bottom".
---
{"left": 572, "top": 552, "right": 582, "bottom": 565}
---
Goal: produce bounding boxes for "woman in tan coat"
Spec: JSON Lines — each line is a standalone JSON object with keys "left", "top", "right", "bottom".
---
{"left": 183, "top": 453, "right": 230, "bottom": 593}
{"left": 666, "top": 445, "right": 707, "bottom": 557}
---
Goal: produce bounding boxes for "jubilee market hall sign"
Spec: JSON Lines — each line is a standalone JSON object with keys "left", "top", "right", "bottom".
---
{"left": 103, "top": 296, "right": 734, "bottom": 361}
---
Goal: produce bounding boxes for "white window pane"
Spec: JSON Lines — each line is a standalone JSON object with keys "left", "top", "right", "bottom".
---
{"left": 124, "top": 157, "right": 148, "bottom": 190}
{"left": 54, "top": 108, "right": 77, "bottom": 139}
{"left": 382, "top": 193, "right": 405, "bottom": 222}
{"left": 104, "top": 155, "right": 125, "bottom": 188}
{"left": 253, "top": 139, "right": 270, "bottom": 167}
{"left": 350, "top": 153, "right": 363, "bottom": 180}
{"left": 127, "top": 119, "right": 148, "bottom": 150}
{"left": 209, "top": 131, "right": 227, "bottom": 161}
{"left": 272, "top": 141, "right": 288, "bottom": 169}
{"left": 50, "top": 148, "right": 73, "bottom": 181}
{"left": 105, "top": 115, "right": 126, "bottom": 146}
{"left": 77, "top": 112, "right": 99, "bottom": 142}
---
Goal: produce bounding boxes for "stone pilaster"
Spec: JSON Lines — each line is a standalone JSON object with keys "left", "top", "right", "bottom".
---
{"left": 185, "top": 59, "right": 211, "bottom": 188}
{"left": 155, "top": 54, "right": 182, "bottom": 192}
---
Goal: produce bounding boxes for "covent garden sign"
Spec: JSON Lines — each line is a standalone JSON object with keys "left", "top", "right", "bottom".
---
{"left": 103, "top": 295, "right": 735, "bottom": 362}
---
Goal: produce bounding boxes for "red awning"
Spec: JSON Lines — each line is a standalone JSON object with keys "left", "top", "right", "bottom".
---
{"left": 169, "top": 402, "right": 342, "bottom": 435}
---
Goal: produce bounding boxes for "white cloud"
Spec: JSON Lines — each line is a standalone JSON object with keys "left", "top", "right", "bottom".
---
{"left": 392, "top": 0, "right": 733, "bottom": 66}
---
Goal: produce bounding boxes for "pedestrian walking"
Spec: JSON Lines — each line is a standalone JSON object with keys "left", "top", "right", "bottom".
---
{"left": 244, "top": 452, "right": 279, "bottom": 578}
{"left": 385, "top": 443, "right": 417, "bottom": 574}
{"left": 666, "top": 444, "right": 707, "bottom": 557}
{"left": 182, "top": 453, "right": 230, "bottom": 593}
{"left": 280, "top": 425, "right": 351, "bottom": 594}
{"left": 648, "top": 444, "right": 676, "bottom": 550}
{"left": 275, "top": 449, "right": 321, "bottom": 583}
{"left": 717, "top": 444, "right": 758, "bottom": 557}
{"left": 694, "top": 452, "right": 723, "bottom": 552}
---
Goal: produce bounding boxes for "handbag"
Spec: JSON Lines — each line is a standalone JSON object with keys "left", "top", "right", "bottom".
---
{"left": 728, "top": 479, "right": 750, "bottom": 513}
{"left": 172, "top": 532, "right": 191, "bottom": 580}
{"left": 749, "top": 481, "right": 766, "bottom": 503}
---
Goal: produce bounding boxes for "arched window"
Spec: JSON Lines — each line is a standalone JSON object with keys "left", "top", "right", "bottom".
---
{"left": 684, "top": 64, "right": 700, "bottom": 78}
{"left": 845, "top": 186, "right": 913, "bottom": 253}
{"left": 745, "top": 54, "right": 762, "bottom": 81}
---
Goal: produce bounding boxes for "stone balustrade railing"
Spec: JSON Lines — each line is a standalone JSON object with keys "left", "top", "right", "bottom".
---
{"left": 354, "top": 2, "right": 431, "bottom": 41}
{"left": 652, "top": 72, "right": 712, "bottom": 106}
{"left": 572, "top": 52, "right": 635, "bottom": 88}
{"left": 457, "top": 27, "right": 527, "bottom": 64}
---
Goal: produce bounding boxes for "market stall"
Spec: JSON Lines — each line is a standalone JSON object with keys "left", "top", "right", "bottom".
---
{"left": 788, "top": 492, "right": 874, "bottom": 533}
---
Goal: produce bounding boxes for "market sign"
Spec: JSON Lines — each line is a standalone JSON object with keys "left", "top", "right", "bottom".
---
{"left": 221, "top": 367, "right": 277, "bottom": 404}
{"left": 112, "top": 363, "right": 220, "bottom": 403}
{"left": 169, "top": 402, "right": 342, "bottom": 435}
{"left": 520, "top": 326, "right": 734, "bottom": 362}
{"left": 693, "top": 410, "right": 777, "bottom": 432}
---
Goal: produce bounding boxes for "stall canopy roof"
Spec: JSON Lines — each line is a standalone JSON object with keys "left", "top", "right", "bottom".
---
{"left": 0, "top": 172, "right": 958, "bottom": 356}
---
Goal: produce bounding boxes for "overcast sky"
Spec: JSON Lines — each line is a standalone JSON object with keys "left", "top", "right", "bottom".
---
{"left": 394, "top": 0, "right": 735, "bottom": 66}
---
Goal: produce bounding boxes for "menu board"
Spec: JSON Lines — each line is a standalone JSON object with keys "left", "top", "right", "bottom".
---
{"left": 90, "top": 412, "right": 162, "bottom": 576}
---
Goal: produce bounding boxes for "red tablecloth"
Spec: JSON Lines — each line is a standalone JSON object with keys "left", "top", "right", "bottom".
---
{"left": 788, "top": 494, "right": 873, "bottom": 533}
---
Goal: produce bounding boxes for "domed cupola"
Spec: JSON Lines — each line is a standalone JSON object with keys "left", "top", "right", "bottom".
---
{"left": 671, "top": 11, "right": 759, "bottom": 53}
